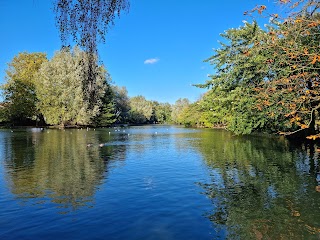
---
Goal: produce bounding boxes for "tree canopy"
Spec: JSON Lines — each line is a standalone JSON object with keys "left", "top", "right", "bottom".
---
{"left": 0, "top": 49, "right": 172, "bottom": 127}
{"left": 1, "top": 52, "right": 48, "bottom": 125}
{"left": 53, "top": 0, "right": 129, "bottom": 53}
{"left": 177, "top": 0, "right": 320, "bottom": 139}
{"left": 35, "top": 47, "right": 107, "bottom": 126}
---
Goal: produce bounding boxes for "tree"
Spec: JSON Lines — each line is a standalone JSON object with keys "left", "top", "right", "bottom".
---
{"left": 151, "top": 101, "right": 172, "bottom": 124}
{"left": 93, "top": 73, "right": 116, "bottom": 126}
{"left": 196, "top": 3, "right": 320, "bottom": 137}
{"left": 112, "top": 86, "right": 130, "bottom": 123}
{"left": 199, "top": 21, "right": 270, "bottom": 90}
{"left": 53, "top": 0, "right": 129, "bottom": 53}
{"left": 1, "top": 52, "right": 48, "bottom": 125}
{"left": 179, "top": 90, "right": 232, "bottom": 129}
{"left": 252, "top": 0, "right": 320, "bottom": 138}
{"left": 53, "top": 0, "right": 130, "bottom": 114}
{"left": 35, "top": 47, "right": 106, "bottom": 126}
{"left": 129, "top": 96, "right": 153, "bottom": 124}
{"left": 171, "top": 98, "right": 190, "bottom": 124}
{"left": 196, "top": 21, "right": 275, "bottom": 134}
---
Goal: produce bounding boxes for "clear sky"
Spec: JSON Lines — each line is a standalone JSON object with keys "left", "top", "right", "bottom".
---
{"left": 0, "top": 0, "right": 279, "bottom": 104}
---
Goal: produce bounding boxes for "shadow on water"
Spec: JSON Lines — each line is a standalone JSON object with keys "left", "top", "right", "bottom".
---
{"left": 2, "top": 128, "right": 128, "bottom": 212}
{"left": 192, "top": 129, "right": 320, "bottom": 239}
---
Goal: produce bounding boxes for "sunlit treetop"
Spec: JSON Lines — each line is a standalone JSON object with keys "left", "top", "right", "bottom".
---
{"left": 53, "top": 0, "right": 130, "bottom": 52}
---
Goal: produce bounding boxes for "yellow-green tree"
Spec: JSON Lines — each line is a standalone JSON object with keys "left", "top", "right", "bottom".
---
{"left": 171, "top": 98, "right": 190, "bottom": 124}
{"left": 53, "top": 0, "right": 129, "bottom": 116}
{"left": 1, "top": 52, "right": 47, "bottom": 124}
{"left": 128, "top": 95, "right": 153, "bottom": 124}
{"left": 35, "top": 47, "right": 106, "bottom": 126}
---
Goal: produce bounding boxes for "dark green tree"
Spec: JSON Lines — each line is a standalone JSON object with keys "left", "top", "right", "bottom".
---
{"left": 195, "top": 22, "right": 271, "bottom": 134}
{"left": 94, "top": 82, "right": 117, "bottom": 126}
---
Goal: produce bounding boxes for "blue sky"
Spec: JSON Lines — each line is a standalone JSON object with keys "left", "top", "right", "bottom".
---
{"left": 0, "top": 0, "right": 280, "bottom": 104}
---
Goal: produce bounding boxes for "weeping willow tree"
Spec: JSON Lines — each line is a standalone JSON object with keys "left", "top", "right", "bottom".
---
{"left": 52, "top": 0, "right": 129, "bottom": 111}
{"left": 35, "top": 47, "right": 107, "bottom": 126}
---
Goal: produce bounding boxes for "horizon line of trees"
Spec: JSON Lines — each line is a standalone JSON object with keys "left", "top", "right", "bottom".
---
{"left": 0, "top": 48, "right": 190, "bottom": 127}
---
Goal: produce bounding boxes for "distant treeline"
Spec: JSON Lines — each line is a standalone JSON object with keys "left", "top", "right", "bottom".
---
{"left": 0, "top": 47, "right": 189, "bottom": 127}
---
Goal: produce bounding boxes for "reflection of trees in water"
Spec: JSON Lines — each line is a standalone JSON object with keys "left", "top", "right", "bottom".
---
{"left": 97, "top": 130, "right": 128, "bottom": 167}
{"left": 193, "top": 130, "right": 320, "bottom": 239}
{"left": 4, "top": 129, "right": 127, "bottom": 211}
{"left": 3, "top": 131, "right": 36, "bottom": 169}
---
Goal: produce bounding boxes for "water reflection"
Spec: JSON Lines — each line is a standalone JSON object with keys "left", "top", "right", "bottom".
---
{"left": 1, "top": 126, "right": 320, "bottom": 239}
{"left": 194, "top": 130, "right": 320, "bottom": 239}
{"left": 3, "top": 128, "right": 127, "bottom": 212}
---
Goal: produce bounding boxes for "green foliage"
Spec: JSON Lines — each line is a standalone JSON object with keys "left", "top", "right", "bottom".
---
{"left": 151, "top": 102, "right": 172, "bottom": 124}
{"left": 187, "top": 22, "right": 272, "bottom": 134}
{"left": 198, "top": 21, "right": 270, "bottom": 90}
{"left": 254, "top": 7, "right": 320, "bottom": 138}
{"left": 171, "top": 98, "right": 190, "bottom": 124}
{"left": 128, "top": 96, "right": 153, "bottom": 124}
{"left": 53, "top": 0, "right": 129, "bottom": 53}
{"left": 112, "top": 86, "right": 130, "bottom": 123}
{"left": 97, "top": 102, "right": 116, "bottom": 126}
{"left": 182, "top": 22, "right": 272, "bottom": 133}
{"left": 1, "top": 52, "right": 48, "bottom": 124}
{"left": 192, "top": 3, "right": 320, "bottom": 137}
{"left": 35, "top": 47, "right": 106, "bottom": 126}
{"left": 0, "top": 103, "right": 9, "bottom": 123}
{"left": 0, "top": 49, "right": 173, "bottom": 127}
{"left": 53, "top": 0, "right": 129, "bottom": 119}
{"left": 94, "top": 82, "right": 116, "bottom": 126}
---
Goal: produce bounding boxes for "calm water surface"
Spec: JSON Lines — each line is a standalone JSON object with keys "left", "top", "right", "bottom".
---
{"left": 0, "top": 125, "right": 319, "bottom": 239}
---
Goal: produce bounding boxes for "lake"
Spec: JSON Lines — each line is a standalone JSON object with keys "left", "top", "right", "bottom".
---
{"left": 0, "top": 125, "right": 319, "bottom": 239}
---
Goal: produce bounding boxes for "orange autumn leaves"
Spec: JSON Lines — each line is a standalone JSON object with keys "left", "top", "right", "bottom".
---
{"left": 252, "top": 0, "right": 320, "bottom": 139}
{"left": 311, "top": 55, "right": 320, "bottom": 64}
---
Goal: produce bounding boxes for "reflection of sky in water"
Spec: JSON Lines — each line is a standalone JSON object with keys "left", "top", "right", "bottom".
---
{"left": 0, "top": 127, "right": 319, "bottom": 239}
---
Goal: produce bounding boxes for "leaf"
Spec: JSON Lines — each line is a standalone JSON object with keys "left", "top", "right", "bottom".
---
{"left": 306, "top": 134, "right": 320, "bottom": 140}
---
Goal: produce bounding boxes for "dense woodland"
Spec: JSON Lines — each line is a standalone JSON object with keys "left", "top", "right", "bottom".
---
{"left": 0, "top": 0, "right": 320, "bottom": 140}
